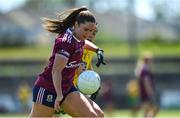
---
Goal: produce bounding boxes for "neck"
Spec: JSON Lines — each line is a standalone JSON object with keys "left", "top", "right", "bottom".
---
{"left": 73, "top": 33, "right": 81, "bottom": 42}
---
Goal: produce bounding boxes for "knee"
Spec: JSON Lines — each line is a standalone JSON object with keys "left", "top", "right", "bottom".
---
{"left": 89, "top": 111, "right": 99, "bottom": 117}
{"left": 96, "top": 109, "right": 104, "bottom": 117}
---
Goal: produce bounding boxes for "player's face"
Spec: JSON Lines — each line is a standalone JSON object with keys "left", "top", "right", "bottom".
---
{"left": 74, "top": 22, "right": 96, "bottom": 41}
{"left": 88, "top": 28, "right": 98, "bottom": 42}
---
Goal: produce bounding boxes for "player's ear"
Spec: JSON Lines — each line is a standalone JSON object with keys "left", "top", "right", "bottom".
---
{"left": 74, "top": 21, "right": 79, "bottom": 28}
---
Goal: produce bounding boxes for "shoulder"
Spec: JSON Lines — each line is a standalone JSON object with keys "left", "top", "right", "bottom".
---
{"left": 56, "top": 29, "right": 74, "bottom": 44}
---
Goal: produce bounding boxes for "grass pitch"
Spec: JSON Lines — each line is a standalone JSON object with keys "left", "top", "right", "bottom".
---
{"left": 0, "top": 109, "right": 180, "bottom": 117}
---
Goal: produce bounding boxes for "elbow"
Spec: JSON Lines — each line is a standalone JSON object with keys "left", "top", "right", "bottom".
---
{"left": 52, "top": 68, "right": 56, "bottom": 75}
{"left": 52, "top": 68, "right": 59, "bottom": 77}
{"left": 52, "top": 67, "right": 62, "bottom": 77}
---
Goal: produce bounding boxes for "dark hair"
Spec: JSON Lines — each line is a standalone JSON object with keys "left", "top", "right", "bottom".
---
{"left": 41, "top": 6, "right": 96, "bottom": 34}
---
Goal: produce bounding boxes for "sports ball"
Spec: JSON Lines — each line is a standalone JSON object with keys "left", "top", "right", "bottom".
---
{"left": 77, "top": 70, "right": 101, "bottom": 95}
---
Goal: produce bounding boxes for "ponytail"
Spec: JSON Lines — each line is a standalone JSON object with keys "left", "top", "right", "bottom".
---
{"left": 41, "top": 6, "right": 92, "bottom": 34}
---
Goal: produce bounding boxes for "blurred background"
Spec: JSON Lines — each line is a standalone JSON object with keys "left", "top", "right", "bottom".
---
{"left": 0, "top": 0, "right": 180, "bottom": 117}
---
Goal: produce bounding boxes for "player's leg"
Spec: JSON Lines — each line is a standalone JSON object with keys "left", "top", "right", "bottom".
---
{"left": 131, "top": 96, "right": 140, "bottom": 117}
{"left": 143, "top": 102, "right": 155, "bottom": 117}
{"left": 142, "top": 102, "right": 148, "bottom": 117}
{"left": 61, "top": 91, "right": 99, "bottom": 117}
{"left": 29, "top": 86, "right": 55, "bottom": 117}
{"left": 143, "top": 99, "right": 159, "bottom": 117}
{"left": 86, "top": 96, "right": 104, "bottom": 117}
{"left": 153, "top": 104, "right": 159, "bottom": 117}
{"left": 148, "top": 103, "right": 159, "bottom": 117}
{"left": 30, "top": 102, "right": 54, "bottom": 117}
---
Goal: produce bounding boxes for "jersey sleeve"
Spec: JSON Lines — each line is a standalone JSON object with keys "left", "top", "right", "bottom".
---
{"left": 54, "top": 34, "right": 74, "bottom": 59}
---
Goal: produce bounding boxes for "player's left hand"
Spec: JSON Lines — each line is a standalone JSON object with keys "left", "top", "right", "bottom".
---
{"left": 76, "top": 65, "right": 84, "bottom": 75}
{"left": 96, "top": 48, "right": 106, "bottom": 67}
{"left": 90, "top": 87, "right": 100, "bottom": 100}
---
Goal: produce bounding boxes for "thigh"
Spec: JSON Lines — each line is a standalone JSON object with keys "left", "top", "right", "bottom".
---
{"left": 61, "top": 91, "right": 97, "bottom": 117}
{"left": 30, "top": 102, "right": 54, "bottom": 117}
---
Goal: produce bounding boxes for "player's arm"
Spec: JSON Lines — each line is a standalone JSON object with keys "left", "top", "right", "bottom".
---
{"left": 87, "top": 55, "right": 93, "bottom": 70}
{"left": 84, "top": 40, "right": 106, "bottom": 67}
{"left": 83, "top": 39, "right": 98, "bottom": 52}
{"left": 87, "top": 63, "right": 93, "bottom": 70}
{"left": 52, "top": 53, "right": 68, "bottom": 111}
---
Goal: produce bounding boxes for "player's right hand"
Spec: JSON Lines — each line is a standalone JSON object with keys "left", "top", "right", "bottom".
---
{"left": 96, "top": 48, "right": 106, "bottom": 67}
{"left": 54, "top": 96, "right": 63, "bottom": 112}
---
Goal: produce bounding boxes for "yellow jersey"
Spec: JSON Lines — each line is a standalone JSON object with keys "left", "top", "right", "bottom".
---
{"left": 127, "top": 79, "right": 139, "bottom": 97}
{"left": 73, "top": 49, "right": 93, "bottom": 87}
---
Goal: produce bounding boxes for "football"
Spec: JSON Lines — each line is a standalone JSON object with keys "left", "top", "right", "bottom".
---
{"left": 77, "top": 70, "right": 101, "bottom": 95}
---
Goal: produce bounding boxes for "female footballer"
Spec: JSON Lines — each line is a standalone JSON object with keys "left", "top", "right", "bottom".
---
{"left": 29, "top": 7, "right": 105, "bottom": 117}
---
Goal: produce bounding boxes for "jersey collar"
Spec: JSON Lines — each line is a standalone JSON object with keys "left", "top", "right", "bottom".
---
{"left": 73, "top": 35, "right": 81, "bottom": 42}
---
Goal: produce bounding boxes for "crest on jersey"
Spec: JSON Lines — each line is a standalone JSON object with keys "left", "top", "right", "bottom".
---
{"left": 46, "top": 94, "right": 53, "bottom": 102}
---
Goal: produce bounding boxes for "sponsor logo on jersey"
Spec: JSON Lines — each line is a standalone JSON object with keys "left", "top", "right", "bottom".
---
{"left": 66, "top": 61, "right": 84, "bottom": 69}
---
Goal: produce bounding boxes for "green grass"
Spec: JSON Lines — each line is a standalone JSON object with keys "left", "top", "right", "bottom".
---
{"left": 108, "top": 109, "right": 180, "bottom": 117}
{"left": 1, "top": 42, "right": 180, "bottom": 59}
{"left": 137, "top": 42, "right": 180, "bottom": 57}
{"left": 0, "top": 45, "right": 51, "bottom": 60}
{"left": 97, "top": 41, "right": 180, "bottom": 58}
{"left": 0, "top": 109, "right": 180, "bottom": 117}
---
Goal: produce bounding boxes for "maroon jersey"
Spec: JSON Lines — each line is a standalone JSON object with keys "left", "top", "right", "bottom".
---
{"left": 35, "top": 29, "right": 84, "bottom": 95}
{"left": 139, "top": 65, "right": 155, "bottom": 101}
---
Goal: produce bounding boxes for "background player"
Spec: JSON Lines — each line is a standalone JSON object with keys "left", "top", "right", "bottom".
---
{"left": 126, "top": 78, "right": 140, "bottom": 117}
{"left": 134, "top": 51, "right": 159, "bottom": 117}
{"left": 73, "top": 24, "right": 105, "bottom": 88}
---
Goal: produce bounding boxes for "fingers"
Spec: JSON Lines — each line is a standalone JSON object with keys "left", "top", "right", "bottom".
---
{"left": 54, "top": 101, "right": 61, "bottom": 112}
{"left": 96, "top": 60, "right": 106, "bottom": 67}
{"left": 54, "top": 96, "right": 63, "bottom": 112}
{"left": 96, "top": 62, "right": 101, "bottom": 67}
{"left": 102, "top": 61, "right": 106, "bottom": 65}
{"left": 77, "top": 66, "right": 83, "bottom": 75}
{"left": 96, "top": 48, "right": 107, "bottom": 67}
{"left": 96, "top": 62, "right": 102, "bottom": 67}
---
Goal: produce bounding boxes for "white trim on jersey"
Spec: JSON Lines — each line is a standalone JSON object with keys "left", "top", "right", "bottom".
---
{"left": 73, "top": 35, "right": 81, "bottom": 42}
{"left": 67, "top": 28, "right": 73, "bottom": 34}
{"left": 67, "top": 28, "right": 81, "bottom": 42}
